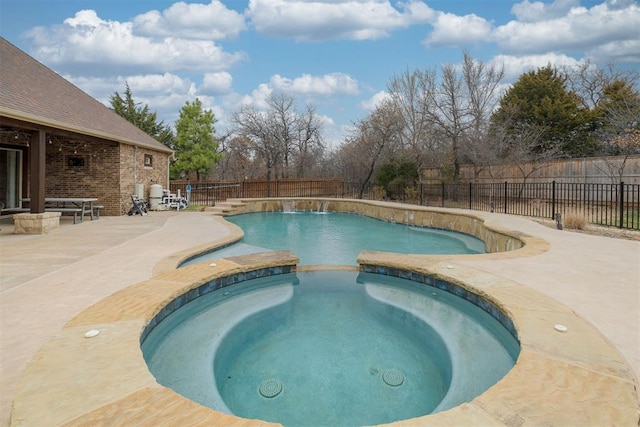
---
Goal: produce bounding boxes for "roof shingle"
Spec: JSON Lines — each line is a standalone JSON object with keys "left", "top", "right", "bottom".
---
{"left": 0, "top": 37, "right": 172, "bottom": 154}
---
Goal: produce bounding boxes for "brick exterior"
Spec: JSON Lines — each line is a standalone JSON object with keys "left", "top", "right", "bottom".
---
{"left": 1, "top": 133, "right": 169, "bottom": 216}
{"left": 1, "top": 38, "right": 173, "bottom": 217}
{"left": 119, "top": 144, "right": 169, "bottom": 214}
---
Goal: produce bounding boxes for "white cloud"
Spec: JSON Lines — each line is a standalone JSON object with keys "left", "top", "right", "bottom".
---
{"left": 66, "top": 72, "right": 198, "bottom": 125}
{"left": 246, "top": 0, "right": 434, "bottom": 41}
{"left": 27, "top": 10, "right": 246, "bottom": 75}
{"left": 360, "top": 90, "right": 390, "bottom": 111}
{"left": 270, "top": 73, "right": 360, "bottom": 95}
{"left": 489, "top": 53, "right": 583, "bottom": 81}
{"left": 423, "top": 12, "right": 493, "bottom": 47}
{"left": 511, "top": 0, "right": 580, "bottom": 22}
{"left": 587, "top": 39, "right": 640, "bottom": 63}
{"left": 132, "top": 1, "right": 246, "bottom": 40}
{"left": 126, "top": 73, "right": 194, "bottom": 95}
{"left": 202, "top": 72, "right": 234, "bottom": 94}
{"left": 493, "top": 2, "right": 640, "bottom": 56}
{"left": 605, "top": 0, "right": 636, "bottom": 9}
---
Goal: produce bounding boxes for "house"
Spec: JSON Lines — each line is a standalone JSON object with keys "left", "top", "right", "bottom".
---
{"left": 0, "top": 37, "right": 173, "bottom": 232}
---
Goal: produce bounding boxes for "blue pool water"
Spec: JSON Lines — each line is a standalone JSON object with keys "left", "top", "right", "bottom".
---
{"left": 182, "top": 212, "right": 486, "bottom": 266}
{"left": 142, "top": 270, "right": 519, "bottom": 426}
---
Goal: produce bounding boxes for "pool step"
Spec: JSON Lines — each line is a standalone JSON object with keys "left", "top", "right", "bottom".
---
{"left": 207, "top": 201, "right": 247, "bottom": 216}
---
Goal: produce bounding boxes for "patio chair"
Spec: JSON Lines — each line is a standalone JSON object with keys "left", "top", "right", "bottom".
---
{"left": 127, "top": 195, "right": 148, "bottom": 216}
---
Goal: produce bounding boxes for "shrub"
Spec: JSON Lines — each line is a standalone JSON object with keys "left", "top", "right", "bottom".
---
{"left": 564, "top": 212, "right": 588, "bottom": 230}
{"left": 373, "top": 185, "right": 386, "bottom": 200}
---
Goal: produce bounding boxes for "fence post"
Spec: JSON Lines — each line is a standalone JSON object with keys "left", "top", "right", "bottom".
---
{"left": 503, "top": 182, "right": 508, "bottom": 214}
{"left": 469, "top": 182, "right": 472, "bottom": 209}
{"left": 619, "top": 182, "right": 625, "bottom": 229}
{"left": 420, "top": 183, "right": 423, "bottom": 205}
{"left": 441, "top": 182, "right": 445, "bottom": 207}
{"left": 551, "top": 180, "right": 556, "bottom": 220}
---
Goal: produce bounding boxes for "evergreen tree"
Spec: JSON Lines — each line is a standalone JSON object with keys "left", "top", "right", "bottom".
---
{"left": 110, "top": 83, "right": 174, "bottom": 147}
{"left": 172, "top": 98, "right": 222, "bottom": 180}
{"left": 491, "top": 65, "right": 595, "bottom": 157}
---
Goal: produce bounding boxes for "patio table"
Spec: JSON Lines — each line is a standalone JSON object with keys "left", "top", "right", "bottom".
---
{"left": 21, "top": 197, "right": 98, "bottom": 223}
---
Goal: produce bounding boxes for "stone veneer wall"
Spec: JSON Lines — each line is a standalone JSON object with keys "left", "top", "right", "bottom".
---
{"left": 228, "top": 198, "right": 524, "bottom": 253}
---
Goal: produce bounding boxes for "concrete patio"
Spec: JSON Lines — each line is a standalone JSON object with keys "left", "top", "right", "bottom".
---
{"left": 0, "top": 208, "right": 638, "bottom": 426}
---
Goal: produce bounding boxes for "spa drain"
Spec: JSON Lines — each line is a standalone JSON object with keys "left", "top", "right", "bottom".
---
{"left": 382, "top": 369, "right": 405, "bottom": 387}
{"left": 259, "top": 378, "right": 283, "bottom": 398}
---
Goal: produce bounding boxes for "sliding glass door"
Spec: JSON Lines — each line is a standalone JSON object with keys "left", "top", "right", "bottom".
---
{"left": 0, "top": 148, "right": 22, "bottom": 210}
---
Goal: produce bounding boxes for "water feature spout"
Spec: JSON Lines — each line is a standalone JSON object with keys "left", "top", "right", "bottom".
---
{"left": 282, "top": 200, "right": 294, "bottom": 213}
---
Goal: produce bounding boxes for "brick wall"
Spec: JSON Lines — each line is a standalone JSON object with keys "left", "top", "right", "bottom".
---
{"left": 1, "top": 132, "right": 170, "bottom": 216}
{"left": 119, "top": 144, "right": 169, "bottom": 214}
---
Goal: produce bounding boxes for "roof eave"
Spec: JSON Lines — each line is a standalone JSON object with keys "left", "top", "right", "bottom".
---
{"left": 0, "top": 106, "right": 174, "bottom": 155}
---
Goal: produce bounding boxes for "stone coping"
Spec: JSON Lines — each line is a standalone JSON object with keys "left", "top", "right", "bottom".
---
{"left": 10, "top": 201, "right": 640, "bottom": 426}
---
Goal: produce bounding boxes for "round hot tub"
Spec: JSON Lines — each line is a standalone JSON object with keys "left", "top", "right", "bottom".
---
{"left": 142, "top": 269, "right": 519, "bottom": 426}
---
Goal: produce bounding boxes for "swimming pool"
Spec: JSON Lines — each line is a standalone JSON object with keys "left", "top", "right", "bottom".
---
{"left": 142, "top": 269, "right": 519, "bottom": 426}
{"left": 12, "top": 199, "right": 638, "bottom": 426}
{"left": 182, "top": 211, "right": 486, "bottom": 266}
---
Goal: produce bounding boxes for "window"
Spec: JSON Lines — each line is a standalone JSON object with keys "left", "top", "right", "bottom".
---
{"left": 144, "top": 154, "right": 153, "bottom": 167}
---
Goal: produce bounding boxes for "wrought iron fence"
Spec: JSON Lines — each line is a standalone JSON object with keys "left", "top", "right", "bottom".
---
{"left": 170, "top": 179, "right": 639, "bottom": 230}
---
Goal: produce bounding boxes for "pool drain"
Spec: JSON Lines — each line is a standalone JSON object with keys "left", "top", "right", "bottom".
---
{"left": 259, "top": 378, "right": 283, "bottom": 398}
{"left": 382, "top": 369, "right": 405, "bottom": 387}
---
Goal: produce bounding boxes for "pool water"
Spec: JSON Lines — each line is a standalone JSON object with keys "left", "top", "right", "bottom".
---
{"left": 183, "top": 212, "right": 486, "bottom": 266}
{"left": 142, "top": 270, "right": 519, "bottom": 426}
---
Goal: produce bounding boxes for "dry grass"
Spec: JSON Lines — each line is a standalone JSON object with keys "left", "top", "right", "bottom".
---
{"left": 563, "top": 212, "right": 588, "bottom": 230}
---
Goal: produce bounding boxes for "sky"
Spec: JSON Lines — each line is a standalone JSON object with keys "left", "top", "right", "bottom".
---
{"left": 1, "top": 0, "right": 639, "bottom": 148}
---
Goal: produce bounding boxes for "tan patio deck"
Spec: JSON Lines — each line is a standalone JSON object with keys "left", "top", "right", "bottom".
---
{"left": 0, "top": 208, "right": 638, "bottom": 426}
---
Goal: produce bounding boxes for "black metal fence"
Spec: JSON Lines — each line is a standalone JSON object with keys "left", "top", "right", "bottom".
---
{"left": 351, "top": 181, "right": 639, "bottom": 230}
{"left": 171, "top": 180, "right": 640, "bottom": 230}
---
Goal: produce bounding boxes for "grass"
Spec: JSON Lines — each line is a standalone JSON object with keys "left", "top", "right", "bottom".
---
{"left": 183, "top": 204, "right": 207, "bottom": 212}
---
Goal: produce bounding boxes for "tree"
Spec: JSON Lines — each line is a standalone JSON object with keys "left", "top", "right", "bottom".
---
{"left": 386, "top": 52, "right": 505, "bottom": 184}
{"left": 564, "top": 60, "right": 639, "bottom": 110}
{"left": 232, "top": 93, "right": 325, "bottom": 184}
{"left": 592, "top": 79, "right": 640, "bottom": 182}
{"left": 387, "top": 68, "right": 437, "bottom": 171}
{"left": 337, "top": 101, "right": 402, "bottom": 198}
{"left": 172, "top": 98, "right": 222, "bottom": 180}
{"left": 376, "top": 158, "right": 419, "bottom": 200}
{"left": 491, "top": 65, "right": 595, "bottom": 157}
{"left": 110, "top": 83, "right": 174, "bottom": 147}
{"left": 211, "top": 135, "right": 259, "bottom": 181}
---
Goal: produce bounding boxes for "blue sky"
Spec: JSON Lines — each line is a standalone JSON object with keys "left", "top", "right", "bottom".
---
{"left": 1, "top": 0, "right": 639, "bottom": 147}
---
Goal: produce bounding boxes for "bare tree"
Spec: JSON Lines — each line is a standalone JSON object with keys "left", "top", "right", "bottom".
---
{"left": 232, "top": 93, "right": 325, "bottom": 185}
{"left": 387, "top": 68, "right": 439, "bottom": 171}
{"left": 462, "top": 53, "right": 506, "bottom": 181}
{"left": 338, "top": 101, "right": 402, "bottom": 198}
{"left": 490, "top": 104, "right": 559, "bottom": 196}
{"left": 292, "top": 103, "right": 325, "bottom": 178}
{"left": 387, "top": 53, "right": 504, "bottom": 185}
{"left": 211, "top": 134, "right": 263, "bottom": 181}
{"left": 232, "top": 103, "right": 282, "bottom": 187}
{"left": 564, "top": 60, "right": 639, "bottom": 110}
